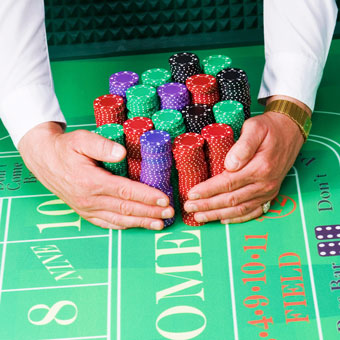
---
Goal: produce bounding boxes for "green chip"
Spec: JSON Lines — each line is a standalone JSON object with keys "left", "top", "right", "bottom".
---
{"left": 203, "top": 55, "right": 232, "bottom": 76}
{"left": 95, "top": 123, "right": 124, "bottom": 142}
{"left": 152, "top": 109, "right": 183, "bottom": 129}
{"left": 142, "top": 68, "right": 172, "bottom": 87}
{"left": 126, "top": 85, "right": 156, "bottom": 101}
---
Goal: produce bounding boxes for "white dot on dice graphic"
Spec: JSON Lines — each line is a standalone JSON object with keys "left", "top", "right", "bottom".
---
{"left": 329, "top": 243, "right": 335, "bottom": 247}
{"left": 316, "top": 227, "right": 322, "bottom": 231}
{"left": 319, "top": 243, "right": 325, "bottom": 247}
{"left": 320, "top": 252, "right": 326, "bottom": 256}
{"left": 327, "top": 234, "right": 334, "bottom": 238}
{"left": 338, "top": 242, "right": 340, "bottom": 245}
{"left": 330, "top": 251, "right": 336, "bottom": 255}
{"left": 318, "top": 235, "right": 324, "bottom": 239}
{"left": 336, "top": 226, "right": 340, "bottom": 229}
{"left": 337, "top": 234, "right": 340, "bottom": 237}
{"left": 326, "top": 226, "right": 332, "bottom": 230}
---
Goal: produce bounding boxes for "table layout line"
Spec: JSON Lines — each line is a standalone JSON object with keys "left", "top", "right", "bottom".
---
{"left": 0, "top": 198, "right": 10, "bottom": 302}
{"left": 2, "top": 282, "right": 108, "bottom": 293}
{"left": 117, "top": 229, "right": 122, "bottom": 340}
{"left": 293, "top": 166, "right": 324, "bottom": 340}
{"left": 44, "top": 335, "right": 107, "bottom": 340}
{"left": 107, "top": 229, "right": 112, "bottom": 340}
{"left": 225, "top": 224, "right": 239, "bottom": 340}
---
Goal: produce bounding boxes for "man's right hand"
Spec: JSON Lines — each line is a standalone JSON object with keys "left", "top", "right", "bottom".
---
{"left": 18, "top": 122, "right": 174, "bottom": 230}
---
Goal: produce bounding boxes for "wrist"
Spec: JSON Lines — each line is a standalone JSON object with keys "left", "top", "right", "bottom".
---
{"left": 266, "top": 95, "right": 312, "bottom": 117}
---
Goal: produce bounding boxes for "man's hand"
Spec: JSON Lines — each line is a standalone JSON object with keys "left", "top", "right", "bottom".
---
{"left": 18, "top": 122, "right": 174, "bottom": 230}
{"left": 184, "top": 96, "right": 309, "bottom": 224}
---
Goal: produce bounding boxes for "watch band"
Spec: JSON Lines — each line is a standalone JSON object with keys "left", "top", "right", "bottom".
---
{"left": 264, "top": 100, "right": 312, "bottom": 142}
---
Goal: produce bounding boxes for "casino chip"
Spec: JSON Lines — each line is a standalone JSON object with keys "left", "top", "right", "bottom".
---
{"left": 202, "top": 55, "right": 232, "bottom": 77}
{"left": 93, "top": 94, "right": 126, "bottom": 127}
{"left": 172, "top": 133, "right": 208, "bottom": 226}
{"left": 213, "top": 100, "right": 245, "bottom": 140}
{"left": 109, "top": 71, "right": 139, "bottom": 102}
{"left": 141, "top": 68, "right": 172, "bottom": 88}
{"left": 95, "top": 123, "right": 128, "bottom": 177}
{"left": 140, "top": 130, "right": 175, "bottom": 227}
{"left": 126, "top": 85, "right": 159, "bottom": 118}
{"left": 123, "top": 117, "right": 154, "bottom": 181}
{"left": 216, "top": 68, "right": 251, "bottom": 119}
{"left": 181, "top": 104, "right": 215, "bottom": 134}
{"left": 186, "top": 74, "right": 220, "bottom": 107}
{"left": 169, "top": 52, "right": 202, "bottom": 84}
{"left": 157, "top": 83, "right": 190, "bottom": 111}
{"left": 201, "top": 123, "right": 234, "bottom": 177}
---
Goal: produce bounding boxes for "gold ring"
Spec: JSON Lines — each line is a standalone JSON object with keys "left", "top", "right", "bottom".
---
{"left": 262, "top": 201, "right": 271, "bottom": 214}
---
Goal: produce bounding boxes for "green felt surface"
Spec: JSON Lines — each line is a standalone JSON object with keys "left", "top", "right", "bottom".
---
{"left": 1, "top": 41, "right": 340, "bottom": 339}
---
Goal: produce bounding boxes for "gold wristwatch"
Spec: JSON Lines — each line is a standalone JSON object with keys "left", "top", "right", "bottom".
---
{"left": 264, "top": 100, "right": 312, "bottom": 142}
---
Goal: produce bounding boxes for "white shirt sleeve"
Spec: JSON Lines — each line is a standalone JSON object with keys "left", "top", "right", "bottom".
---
{"left": 0, "top": 0, "right": 66, "bottom": 148}
{"left": 258, "top": 0, "right": 338, "bottom": 111}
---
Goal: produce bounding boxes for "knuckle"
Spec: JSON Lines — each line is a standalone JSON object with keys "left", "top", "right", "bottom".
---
{"left": 260, "top": 160, "right": 272, "bottom": 177}
{"left": 236, "top": 204, "right": 248, "bottom": 216}
{"left": 221, "top": 173, "right": 233, "bottom": 192}
{"left": 118, "top": 184, "right": 132, "bottom": 200}
{"left": 265, "top": 180, "right": 279, "bottom": 194}
{"left": 118, "top": 200, "right": 133, "bottom": 216}
{"left": 228, "top": 194, "right": 238, "bottom": 207}
{"left": 75, "top": 196, "right": 91, "bottom": 210}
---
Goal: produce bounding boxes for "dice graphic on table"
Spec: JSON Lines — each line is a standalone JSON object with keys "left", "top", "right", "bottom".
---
{"left": 315, "top": 225, "right": 340, "bottom": 257}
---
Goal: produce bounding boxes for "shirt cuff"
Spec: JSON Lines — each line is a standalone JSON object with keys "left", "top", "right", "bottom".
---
{"left": 0, "top": 84, "right": 66, "bottom": 148}
{"left": 258, "top": 52, "right": 324, "bottom": 112}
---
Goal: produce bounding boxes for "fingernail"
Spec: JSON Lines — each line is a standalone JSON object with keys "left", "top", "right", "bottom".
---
{"left": 188, "top": 192, "right": 200, "bottom": 200}
{"left": 162, "top": 208, "right": 173, "bottom": 219}
{"left": 225, "top": 154, "right": 239, "bottom": 171}
{"left": 195, "top": 213, "right": 207, "bottom": 223}
{"left": 221, "top": 219, "right": 230, "bottom": 225}
{"left": 157, "top": 198, "right": 168, "bottom": 207}
{"left": 111, "top": 144, "right": 125, "bottom": 161}
{"left": 151, "top": 221, "right": 163, "bottom": 230}
{"left": 185, "top": 203, "right": 198, "bottom": 212}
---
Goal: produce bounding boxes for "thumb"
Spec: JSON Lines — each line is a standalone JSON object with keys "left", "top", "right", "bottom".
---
{"left": 77, "top": 130, "right": 126, "bottom": 162}
{"left": 225, "top": 121, "right": 265, "bottom": 171}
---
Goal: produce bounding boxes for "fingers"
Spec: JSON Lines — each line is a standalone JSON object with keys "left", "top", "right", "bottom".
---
{"left": 74, "top": 130, "right": 126, "bottom": 163}
{"left": 92, "top": 170, "right": 170, "bottom": 207}
{"left": 225, "top": 119, "right": 267, "bottom": 172}
{"left": 88, "top": 211, "right": 165, "bottom": 231}
{"left": 221, "top": 206, "right": 263, "bottom": 224}
{"left": 187, "top": 170, "right": 251, "bottom": 200}
{"left": 88, "top": 195, "right": 175, "bottom": 219}
{"left": 192, "top": 198, "right": 266, "bottom": 223}
{"left": 184, "top": 184, "right": 260, "bottom": 213}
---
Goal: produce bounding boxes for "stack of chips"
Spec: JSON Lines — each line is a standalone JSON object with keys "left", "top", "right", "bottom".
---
{"left": 140, "top": 130, "right": 175, "bottom": 227}
{"left": 95, "top": 124, "right": 128, "bottom": 177}
{"left": 152, "top": 109, "right": 186, "bottom": 141}
{"left": 169, "top": 52, "right": 202, "bottom": 84}
{"left": 123, "top": 117, "right": 154, "bottom": 181}
{"left": 186, "top": 74, "right": 220, "bottom": 107}
{"left": 157, "top": 83, "right": 190, "bottom": 111}
{"left": 201, "top": 123, "right": 234, "bottom": 177}
{"left": 202, "top": 55, "right": 232, "bottom": 77}
{"left": 173, "top": 133, "right": 208, "bottom": 226}
{"left": 126, "top": 85, "right": 159, "bottom": 119}
{"left": 109, "top": 71, "right": 139, "bottom": 101}
{"left": 181, "top": 104, "right": 215, "bottom": 133}
{"left": 213, "top": 100, "right": 245, "bottom": 140}
{"left": 141, "top": 68, "right": 172, "bottom": 88}
{"left": 93, "top": 94, "right": 126, "bottom": 127}
{"left": 216, "top": 68, "right": 251, "bottom": 119}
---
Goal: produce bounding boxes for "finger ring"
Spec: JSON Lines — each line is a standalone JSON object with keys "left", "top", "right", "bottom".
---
{"left": 262, "top": 200, "right": 271, "bottom": 214}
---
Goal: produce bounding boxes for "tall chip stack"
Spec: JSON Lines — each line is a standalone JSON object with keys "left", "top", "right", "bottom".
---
{"left": 173, "top": 133, "right": 208, "bottom": 226}
{"left": 201, "top": 123, "right": 234, "bottom": 177}
{"left": 109, "top": 71, "right": 139, "bottom": 102}
{"left": 181, "top": 104, "right": 215, "bottom": 134}
{"left": 213, "top": 100, "right": 245, "bottom": 140}
{"left": 94, "top": 124, "right": 128, "bottom": 177}
{"left": 157, "top": 83, "right": 190, "bottom": 111}
{"left": 140, "top": 130, "right": 175, "bottom": 227}
{"left": 141, "top": 68, "right": 172, "bottom": 88}
{"left": 168, "top": 52, "right": 202, "bottom": 84}
{"left": 186, "top": 74, "right": 220, "bottom": 107}
{"left": 202, "top": 55, "right": 232, "bottom": 77}
{"left": 123, "top": 117, "right": 154, "bottom": 181}
{"left": 93, "top": 94, "right": 126, "bottom": 127}
{"left": 216, "top": 68, "right": 252, "bottom": 119}
{"left": 126, "top": 85, "right": 159, "bottom": 119}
